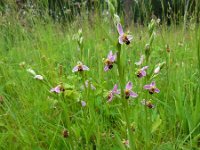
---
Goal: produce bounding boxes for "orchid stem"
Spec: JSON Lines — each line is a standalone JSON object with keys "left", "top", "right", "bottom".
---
{"left": 116, "top": 43, "right": 135, "bottom": 149}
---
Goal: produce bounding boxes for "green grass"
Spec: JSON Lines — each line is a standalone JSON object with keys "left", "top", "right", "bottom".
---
{"left": 0, "top": 12, "right": 200, "bottom": 149}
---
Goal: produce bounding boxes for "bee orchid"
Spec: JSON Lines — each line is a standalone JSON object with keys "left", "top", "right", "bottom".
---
{"left": 104, "top": 51, "right": 117, "bottom": 71}
{"left": 144, "top": 81, "right": 160, "bottom": 94}
{"left": 72, "top": 61, "right": 89, "bottom": 72}
{"left": 107, "top": 84, "right": 120, "bottom": 102}
{"left": 117, "top": 23, "right": 133, "bottom": 45}
{"left": 136, "top": 66, "right": 148, "bottom": 78}
{"left": 124, "top": 82, "right": 138, "bottom": 99}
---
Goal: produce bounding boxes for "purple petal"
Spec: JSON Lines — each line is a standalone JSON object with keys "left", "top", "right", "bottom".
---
{"left": 151, "top": 81, "right": 156, "bottom": 86}
{"left": 110, "top": 54, "right": 116, "bottom": 62}
{"left": 104, "top": 65, "right": 109, "bottom": 71}
{"left": 127, "top": 35, "right": 133, "bottom": 41}
{"left": 50, "top": 86, "right": 61, "bottom": 93}
{"left": 72, "top": 66, "right": 78, "bottom": 72}
{"left": 82, "top": 65, "right": 89, "bottom": 71}
{"left": 118, "top": 36, "right": 124, "bottom": 44}
{"left": 117, "top": 23, "right": 124, "bottom": 35}
{"left": 112, "top": 84, "right": 120, "bottom": 94}
{"left": 144, "top": 85, "right": 151, "bottom": 89}
{"left": 112, "top": 84, "right": 118, "bottom": 92}
{"left": 54, "top": 86, "right": 61, "bottom": 93}
{"left": 126, "top": 82, "right": 132, "bottom": 90}
{"left": 112, "top": 53, "right": 117, "bottom": 62}
{"left": 129, "top": 91, "right": 138, "bottom": 98}
{"left": 107, "top": 51, "right": 113, "bottom": 59}
{"left": 154, "top": 88, "right": 160, "bottom": 93}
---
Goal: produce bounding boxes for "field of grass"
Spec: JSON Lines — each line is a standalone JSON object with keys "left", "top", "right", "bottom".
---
{"left": 0, "top": 10, "right": 200, "bottom": 149}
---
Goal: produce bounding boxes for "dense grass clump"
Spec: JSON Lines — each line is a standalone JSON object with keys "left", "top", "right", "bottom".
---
{"left": 0, "top": 8, "right": 200, "bottom": 149}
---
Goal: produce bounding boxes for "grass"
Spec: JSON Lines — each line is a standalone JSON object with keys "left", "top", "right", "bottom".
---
{"left": 0, "top": 10, "right": 200, "bottom": 149}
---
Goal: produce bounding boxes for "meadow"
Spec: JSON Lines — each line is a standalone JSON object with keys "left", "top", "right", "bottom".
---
{"left": 0, "top": 4, "right": 200, "bottom": 150}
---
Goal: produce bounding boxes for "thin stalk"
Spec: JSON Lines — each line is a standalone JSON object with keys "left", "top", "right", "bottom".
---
{"left": 116, "top": 43, "right": 135, "bottom": 149}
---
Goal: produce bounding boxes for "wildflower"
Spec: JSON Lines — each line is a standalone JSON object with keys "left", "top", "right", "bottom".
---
{"left": 144, "top": 81, "right": 160, "bottom": 94}
{"left": 81, "top": 100, "right": 86, "bottom": 107}
{"left": 50, "top": 85, "right": 65, "bottom": 93}
{"left": 135, "top": 55, "right": 145, "bottom": 66}
{"left": 104, "top": 51, "right": 116, "bottom": 71}
{"left": 136, "top": 66, "right": 148, "bottom": 78}
{"left": 107, "top": 84, "right": 120, "bottom": 102}
{"left": 85, "top": 80, "right": 96, "bottom": 90}
{"left": 34, "top": 75, "right": 44, "bottom": 80}
{"left": 141, "top": 99, "right": 155, "bottom": 109}
{"left": 124, "top": 82, "right": 138, "bottom": 99}
{"left": 117, "top": 23, "right": 133, "bottom": 45}
{"left": 72, "top": 61, "right": 89, "bottom": 72}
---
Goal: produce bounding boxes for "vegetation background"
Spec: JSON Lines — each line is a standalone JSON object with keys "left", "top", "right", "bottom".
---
{"left": 0, "top": 0, "right": 200, "bottom": 149}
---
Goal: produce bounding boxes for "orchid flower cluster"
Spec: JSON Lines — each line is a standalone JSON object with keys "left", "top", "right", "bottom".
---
{"left": 45, "top": 22, "right": 163, "bottom": 111}
{"left": 103, "top": 23, "right": 161, "bottom": 109}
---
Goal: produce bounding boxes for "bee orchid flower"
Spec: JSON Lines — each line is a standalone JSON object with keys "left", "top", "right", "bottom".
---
{"left": 141, "top": 99, "right": 155, "bottom": 109}
{"left": 72, "top": 61, "right": 89, "bottom": 72}
{"left": 124, "top": 82, "right": 138, "bottom": 99}
{"left": 104, "top": 51, "right": 117, "bottom": 71}
{"left": 136, "top": 66, "right": 148, "bottom": 78}
{"left": 107, "top": 84, "right": 120, "bottom": 102}
{"left": 117, "top": 23, "right": 133, "bottom": 45}
{"left": 144, "top": 81, "right": 160, "bottom": 94}
{"left": 50, "top": 85, "right": 65, "bottom": 93}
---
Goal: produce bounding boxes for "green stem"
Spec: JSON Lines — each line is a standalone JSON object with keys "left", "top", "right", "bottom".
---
{"left": 116, "top": 43, "right": 135, "bottom": 149}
